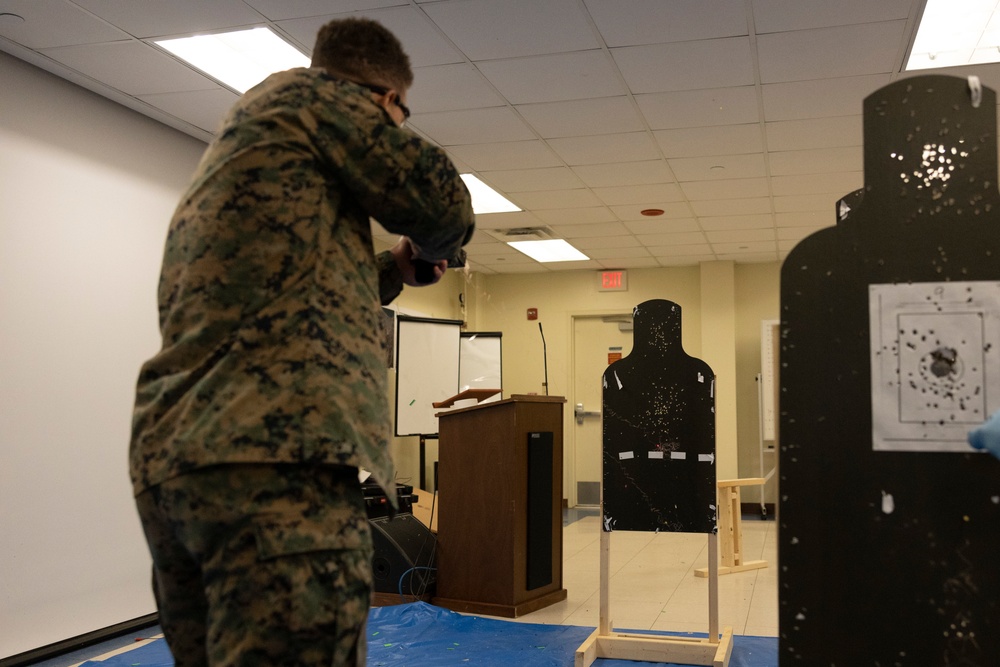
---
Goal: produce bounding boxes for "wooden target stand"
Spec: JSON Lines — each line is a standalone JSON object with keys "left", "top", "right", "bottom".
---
{"left": 575, "top": 498, "right": 734, "bottom": 667}
{"left": 694, "top": 478, "right": 768, "bottom": 578}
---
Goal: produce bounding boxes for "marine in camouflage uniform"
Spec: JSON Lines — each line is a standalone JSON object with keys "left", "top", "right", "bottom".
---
{"left": 130, "top": 18, "right": 473, "bottom": 666}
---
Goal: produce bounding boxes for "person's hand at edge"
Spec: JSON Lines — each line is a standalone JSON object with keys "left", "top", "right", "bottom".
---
{"left": 968, "top": 409, "right": 1000, "bottom": 460}
{"left": 391, "top": 236, "right": 446, "bottom": 287}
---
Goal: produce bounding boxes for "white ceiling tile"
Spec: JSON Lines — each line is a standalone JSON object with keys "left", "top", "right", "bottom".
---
{"left": 516, "top": 97, "right": 645, "bottom": 138}
{"left": 446, "top": 141, "right": 562, "bottom": 171}
{"left": 648, "top": 244, "right": 714, "bottom": 256}
{"left": 277, "top": 7, "right": 465, "bottom": 67}
{"left": 712, "top": 240, "right": 776, "bottom": 254}
{"left": 474, "top": 211, "right": 545, "bottom": 230}
{"left": 409, "top": 107, "right": 535, "bottom": 145}
{"left": 705, "top": 228, "right": 775, "bottom": 243}
{"left": 717, "top": 251, "right": 778, "bottom": 262}
{"left": 762, "top": 74, "right": 891, "bottom": 121}
{"left": 463, "top": 228, "right": 501, "bottom": 245}
{"left": 654, "top": 124, "right": 763, "bottom": 158}
{"left": 547, "top": 132, "right": 661, "bottom": 165}
{"left": 598, "top": 257, "right": 661, "bottom": 269}
{"left": 773, "top": 194, "right": 837, "bottom": 213}
{"left": 423, "top": 0, "right": 598, "bottom": 60}
{"left": 480, "top": 261, "right": 548, "bottom": 272}
{"left": 533, "top": 207, "right": 619, "bottom": 225}
{"left": 777, "top": 225, "right": 825, "bottom": 241}
{"left": 1, "top": 0, "right": 957, "bottom": 273}
{"left": 582, "top": 246, "right": 654, "bottom": 260}
{"left": 509, "top": 189, "right": 604, "bottom": 209}
{"left": 409, "top": 64, "right": 505, "bottom": 112}
{"left": 612, "top": 204, "right": 696, "bottom": 221}
{"left": 698, "top": 214, "right": 775, "bottom": 230}
{"left": 477, "top": 50, "right": 625, "bottom": 104}
{"left": 553, "top": 222, "right": 631, "bottom": 237}
{"left": 73, "top": 0, "right": 264, "bottom": 38}
{"left": 466, "top": 241, "right": 534, "bottom": 258}
{"left": 592, "top": 183, "right": 684, "bottom": 206}
{"left": 765, "top": 115, "right": 862, "bottom": 151}
{"left": 680, "top": 178, "right": 770, "bottom": 200}
{"left": 757, "top": 22, "right": 905, "bottom": 84}
{"left": 613, "top": 38, "right": 754, "bottom": 94}
{"left": 636, "top": 86, "right": 759, "bottom": 129}
{"left": 41, "top": 41, "right": 219, "bottom": 95}
{"left": 571, "top": 161, "right": 674, "bottom": 188}
{"left": 244, "top": 0, "right": 407, "bottom": 21}
{"left": 136, "top": 88, "right": 238, "bottom": 133}
{"left": 775, "top": 211, "right": 836, "bottom": 228}
{"left": 464, "top": 261, "right": 498, "bottom": 275}
{"left": 480, "top": 166, "right": 584, "bottom": 193}
{"left": 585, "top": 0, "right": 748, "bottom": 47}
{"left": 658, "top": 255, "right": 714, "bottom": 265}
{"left": 636, "top": 231, "right": 707, "bottom": 246}
{"left": 623, "top": 218, "right": 701, "bottom": 234}
{"left": 777, "top": 238, "right": 805, "bottom": 253}
{"left": 546, "top": 259, "right": 603, "bottom": 270}
{"left": 769, "top": 146, "right": 863, "bottom": 176}
{"left": 0, "top": 0, "right": 128, "bottom": 48}
{"left": 669, "top": 154, "right": 767, "bottom": 181}
{"left": 752, "top": 0, "right": 913, "bottom": 34}
{"left": 770, "top": 172, "right": 863, "bottom": 196}
{"left": 692, "top": 197, "right": 773, "bottom": 217}
{"left": 570, "top": 235, "right": 641, "bottom": 249}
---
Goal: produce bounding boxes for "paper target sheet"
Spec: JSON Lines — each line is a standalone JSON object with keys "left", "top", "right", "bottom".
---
{"left": 870, "top": 281, "right": 1000, "bottom": 451}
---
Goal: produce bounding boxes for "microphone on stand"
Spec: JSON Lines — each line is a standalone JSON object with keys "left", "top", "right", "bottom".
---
{"left": 538, "top": 322, "right": 549, "bottom": 396}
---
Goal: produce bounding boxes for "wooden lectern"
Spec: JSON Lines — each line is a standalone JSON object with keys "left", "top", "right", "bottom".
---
{"left": 433, "top": 394, "right": 567, "bottom": 617}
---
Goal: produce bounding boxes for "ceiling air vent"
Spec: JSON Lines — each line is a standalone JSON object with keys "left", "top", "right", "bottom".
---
{"left": 485, "top": 226, "right": 555, "bottom": 243}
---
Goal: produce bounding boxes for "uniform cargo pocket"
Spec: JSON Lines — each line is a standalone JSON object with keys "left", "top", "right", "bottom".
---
{"left": 253, "top": 509, "right": 370, "bottom": 561}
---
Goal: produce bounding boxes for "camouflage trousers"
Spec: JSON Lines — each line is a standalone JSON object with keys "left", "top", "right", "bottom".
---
{"left": 135, "top": 464, "right": 373, "bottom": 666}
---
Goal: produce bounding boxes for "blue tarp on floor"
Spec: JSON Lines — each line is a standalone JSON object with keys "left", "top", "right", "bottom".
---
{"left": 80, "top": 602, "right": 778, "bottom": 667}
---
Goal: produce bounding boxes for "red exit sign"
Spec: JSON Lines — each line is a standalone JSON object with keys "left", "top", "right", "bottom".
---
{"left": 599, "top": 270, "right": 627, "bottom": 291}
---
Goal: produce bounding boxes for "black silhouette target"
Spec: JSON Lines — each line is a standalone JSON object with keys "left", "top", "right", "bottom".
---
{"left": 780, "top": 75, "right": 1000, "bottom": 665}
{"left": 602, "top": 300, "right": 717, "bottom": 534}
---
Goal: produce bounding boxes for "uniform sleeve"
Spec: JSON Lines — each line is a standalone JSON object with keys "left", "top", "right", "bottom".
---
{"left": 308, "top": 83, "right": 476, "bottom": 262}
{"left": 376, "top": 250, "right": 404, "bottom": 305}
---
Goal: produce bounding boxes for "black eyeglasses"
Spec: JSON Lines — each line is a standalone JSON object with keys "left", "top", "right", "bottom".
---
{"left": 358, "top": 82, "right": 410, "bottom": 122}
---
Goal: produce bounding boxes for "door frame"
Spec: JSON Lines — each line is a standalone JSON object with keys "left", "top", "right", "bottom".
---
{"left": 566, "top": 308, "right": 635, "bottom": 508}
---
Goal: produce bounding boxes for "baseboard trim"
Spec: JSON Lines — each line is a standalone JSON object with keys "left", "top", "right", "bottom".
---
{"left": 740, "top": 502, "right": 776, "bottom": 519}
{"left": 0, "top": 613, "right": 160, "bottom": 667}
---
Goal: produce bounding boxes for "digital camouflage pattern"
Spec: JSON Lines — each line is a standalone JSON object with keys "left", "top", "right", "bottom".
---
{"left": 129, "top": 67, "right": 474, "bottom": 501}
{"left": 136, "top": 464, "right": 372, "bottom": 666}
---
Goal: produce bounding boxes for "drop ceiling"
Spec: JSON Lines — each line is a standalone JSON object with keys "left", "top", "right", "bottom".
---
{"left": 2, "top": 0, "right": 996, "bottom": 275}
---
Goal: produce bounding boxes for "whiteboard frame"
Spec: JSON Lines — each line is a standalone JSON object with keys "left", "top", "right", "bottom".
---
{"left": 394, "top": 316, "right": 463, "bottom": 437}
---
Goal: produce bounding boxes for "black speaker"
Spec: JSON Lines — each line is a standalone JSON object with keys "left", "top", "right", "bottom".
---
{"left": 369, "top": 513, "right": 436, "bottom": 596}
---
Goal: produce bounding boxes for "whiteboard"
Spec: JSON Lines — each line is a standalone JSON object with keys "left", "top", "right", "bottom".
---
{"left": 394, "top": 316, "right": 462, "bottom": 436}
{"left": 460, "top": 332, "right": 502, "bottom": 391}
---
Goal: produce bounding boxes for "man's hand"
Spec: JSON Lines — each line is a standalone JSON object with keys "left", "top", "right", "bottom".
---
{"left": 968, "top": 409, "right": 1000, "bottom": 460}
{"left": 390, "top": 236, "right": 447, "bottom": 286}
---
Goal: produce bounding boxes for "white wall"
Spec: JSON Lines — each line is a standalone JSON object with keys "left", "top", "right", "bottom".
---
{"left": 0, "top": 52, "right": 206, "bottom": 658}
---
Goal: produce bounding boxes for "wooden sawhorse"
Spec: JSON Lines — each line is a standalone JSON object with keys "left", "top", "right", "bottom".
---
{"left": 695, "top": 478, "right": 768, "bottom": 578}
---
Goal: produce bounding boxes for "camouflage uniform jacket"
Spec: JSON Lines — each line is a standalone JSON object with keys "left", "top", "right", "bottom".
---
{"left": 130, "top": 68, "right": 474, "bottom": 500}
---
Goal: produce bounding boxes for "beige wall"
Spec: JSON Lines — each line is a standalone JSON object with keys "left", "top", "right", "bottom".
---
{"left": 415, "top": 261, "right": 783, "bottom": 504}
{"left": 735, "top": 263, "right": 782, "bottom": 505}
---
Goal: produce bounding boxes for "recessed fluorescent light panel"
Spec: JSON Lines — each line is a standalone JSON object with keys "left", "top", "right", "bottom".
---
{"left": 509, "top": 239, "right": 590, "bottom": 263}
{"left": 460, "top": 174, "right": 522, "bottom": 214}
{"left": 156, "top": 27, "right": 310, "bottom": 93}
{"left": 906, "top": 0, "right": 1000, "bottom": 70}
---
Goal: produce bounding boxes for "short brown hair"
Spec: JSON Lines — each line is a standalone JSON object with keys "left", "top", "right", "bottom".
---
{"left": 311, "top": 18, "right": 413, "bottom": 92}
